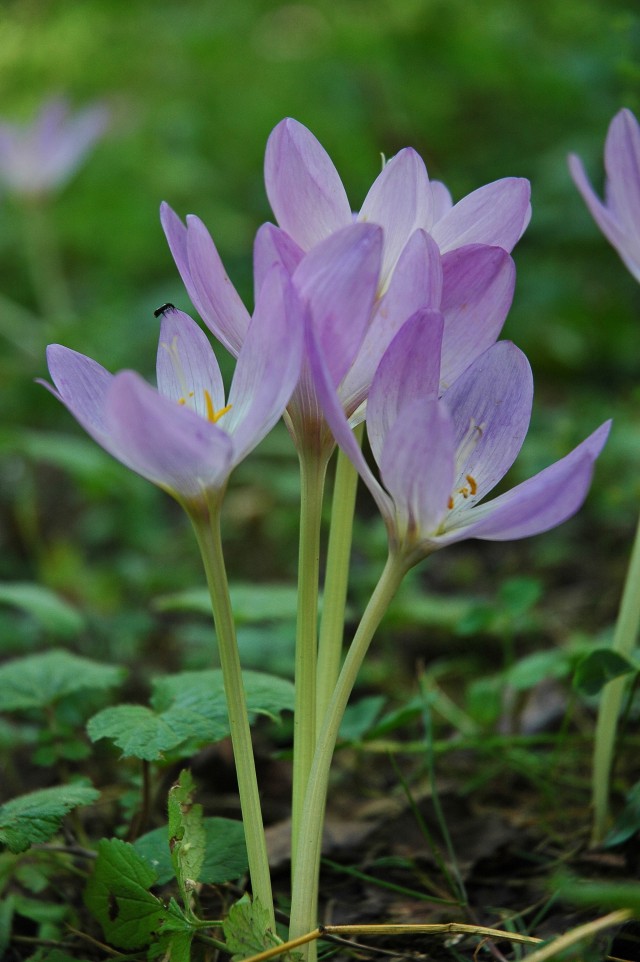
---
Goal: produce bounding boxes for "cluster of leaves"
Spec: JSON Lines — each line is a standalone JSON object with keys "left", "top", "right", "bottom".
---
{"left": 0, "top": 638, "right": 298, "bottom": 960}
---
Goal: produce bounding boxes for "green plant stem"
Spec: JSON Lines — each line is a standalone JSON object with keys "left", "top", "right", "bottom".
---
{"left": 592, "top": 510, "right": 640, "bottom": 844}
{"left": 291, "top": 449, "right": 328, "bottom": 879}
{"left": 316, "top": 423, "right": 363, "bottom": 731}
{"left": 189, "top": 498, "right": 275, "bottom": 929}
{"left": 289, "top": 550, "right": 408, "bottom": 949}
{"left": 19, "top": 196, "right": 75, "bottom": 328}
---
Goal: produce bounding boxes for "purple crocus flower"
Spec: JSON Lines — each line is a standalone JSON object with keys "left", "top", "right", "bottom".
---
{"left": 162, "top": 203, "right": 515, "bottom": 451}
{"left": 40, "top": 269, "right": 302, "bottom": 507}
{"left": 309, "top": 311, "right": 610, "bottom": 564}
{"left": 0, "top": 97, "right": 109, "bottom": 197}
{"left": 569, "top": 108, "right": 640, "bottom": 283}
{"left": 263, "top": 118, "right": 531, "bottom": 282}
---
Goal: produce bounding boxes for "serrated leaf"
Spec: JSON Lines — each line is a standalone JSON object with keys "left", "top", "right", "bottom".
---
{"left": 84, "top": 838, "right": 188, "bottom": 949}
{"left": 0, "top": 649, "right": 125, "bottom": 712}
{"left": 88, "top": 670, "right": 294, "bottom": 761}
{"left": 0, "top": 784, "right": 99, "bottom": 853}
{"left": 0, "top": 583, "right": 84, "bottom": 637}
{"left": 134, "top": 817, "right": 248, "bottom": 885}
{"left": 168, "top": 770, "right": 206, "bottom": 902}
{"left": 87, "top": 704, "right": 199, "bottom": 761}
{"left": 223, "top": 894, "right": 281, "bottom": 961}
{"left": 152, "top": 669, "right": 295, "bottom": 720}
{"left": 573, "top": 649, "right": 637, "bottom": 696}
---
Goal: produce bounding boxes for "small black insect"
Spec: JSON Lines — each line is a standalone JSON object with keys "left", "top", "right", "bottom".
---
{"left": 153, "top": 302, "right": 175, "bottom": 318}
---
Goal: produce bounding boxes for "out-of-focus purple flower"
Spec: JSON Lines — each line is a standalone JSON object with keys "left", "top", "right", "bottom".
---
{"left": 309, "top": 311, "right": 610, "bottom": 565}
{"left": 40, "top": 272, "right": 302, "bottom": 506}
{"left": 0, "top": 97, "right": 109, "bottom": 197}
{"left": 569, "top": 108, "right": 640, "bottom": 283}
{"left": 263, "top": 118, "right": 531, "bottom": 286}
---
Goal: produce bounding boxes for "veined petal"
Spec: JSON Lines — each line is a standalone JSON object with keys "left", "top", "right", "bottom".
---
{"left": 45, "top": 344, "right": 113, "bottom": 436}
{"left": 440, "top": 245, "right": 515, "bottom": 388}
{"left": 379, "top": 399, "right": 455, "bottom": 541}
{"left": 156, "top": 308, "right": 226, "bottom": 418}
{"left": 160, "top": 202, "right": 200, "bottom": 312}
{"left": 294, "top": 222, "right": 382, "bottom": 387}
{"left": 225, "top": 266, "right": 303, "bottom": 466}
{"left": 604, "top": 108, "right": 640, "bottom": 244}
{"left": 253, "top": 222, "right": 304, "bottom": 294}
{"left": 443, "top": 342, "right": 533, "bottom": 507}
{"left": 264, "top": 118, "right": 351, "bottom": 250}
{"left": 106, "top": 371, "right": 233, "bottom": 498}
{"left": 436, "top": 421, "right": 611, "bottom": 544}
{"left": 358, "top": 148, "right": 433, "bottom": 287}
{"left": 306, "top": 318, "right": 391, "bottom": 519}
{"left": 366, "top": 310, "right": 444, "bottom": 466}
{"left": 431, "top": 180, "right": 453, "bottom": 222}
{"left": 341, "top": 229, "right": 442, "bottom": 415}
{"left": 431, "top": 178, "right": 531, "bottom": 253}
{"left": 186, "top": 214, "right": 251, "bottom": 357}
{"left": 567, "top": 154, "right": 640, "bottom": 278}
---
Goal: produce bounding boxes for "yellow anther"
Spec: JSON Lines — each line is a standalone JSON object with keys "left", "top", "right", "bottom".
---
{"left": 203, "top": 389, "right": 232, "bottom": 424}
{"left": 448, "top": 473, "right": 478, "bottom": 509}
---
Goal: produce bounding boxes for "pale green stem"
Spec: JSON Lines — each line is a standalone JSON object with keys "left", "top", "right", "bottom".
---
{"left": 291, "top": 450, "right": 328, "bottom": 880}
{"left": 592, "top": 510, "right": 640, "bottom": 844}
{"left": 19, "top": 196, "right": 75, "bottom": 327}
{"left": 189, "top": 498, "right": 275, "bottom": 928}
{"left": 316, "top": 423, "right": 364, "bottom": 731}
{"left": 289, "top": 551, "right": 409, "bottom": 949}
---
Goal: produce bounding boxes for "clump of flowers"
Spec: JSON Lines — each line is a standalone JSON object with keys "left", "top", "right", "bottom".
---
{"left": 42, "top": 118, "right": 610, "bottom": 957}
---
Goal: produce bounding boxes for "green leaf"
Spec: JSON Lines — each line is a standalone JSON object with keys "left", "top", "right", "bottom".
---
{"left": 168, "top": 770, "right": 206, "bottom": 903}
{"left": 88, "top": 670, "right": 295, "bottom": 761}
{"left": 339, "top": 695, "right": 386, "bottom": 742}
{"left": 506, "top": 649, "right": 572, "bottom": 691}
{"left": 0, "top": 649, "right": 125, "bottom": 712}
{"left": 134, "top": 816, "right": 248, "bottom": 885}
{"left": 87, "top": 704, "right": 194, "bottom": 762}
{"left": 573, "top": 649, "right": 637, "bottom": 696}
{"left": 0, "top": 784, "right": 100, "bottom": 853}
{"left": 84, "top": 838, "right": 189, "bottom": 950}
{"left": 0, "top": 583, "right": 84, "bottom": 637}
{"left": 223, "top": 894, "right": 282, "bottom": 961}
{"left": 0, "top": 895, "right": 13, "bottom": 958}
{"left": 605, "top": 781, "right": 640, "bottom": 847}
{"left": 154, "top": 582, "right": 299, "bottom": 624}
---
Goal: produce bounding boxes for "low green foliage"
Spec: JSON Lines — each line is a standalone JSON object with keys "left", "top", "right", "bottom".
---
{"left": 0, "top": 584, "right": 85, "bottom": 639}
{"left": 134, "top": 817, "right": 247, "bottom": 885}
{"left": 84, "top": 837, "right": 189, "bottom": 949}
{"left": 573, "top": 648, "right": 638, "bottom": 696}
{"left": 0, "top": 649, "right": 125, "bottom": 712}
{"left": 87, "top": 669, "right": 295, "bottom": 761}
{"left": 0, "top": 783, "right": 100, "bottom": 852}
{"left": 223, "top": 893, "right": 288, "bottom": 962}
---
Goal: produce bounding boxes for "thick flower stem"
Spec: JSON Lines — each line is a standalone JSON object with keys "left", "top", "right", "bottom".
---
{"left": 291, "top": 450, "right": 328, "bottom": 879}
{"left": 316, "top": 424, "right": 363, "bottom": 731}
{"left": 592, "top": 511, "right": 640, "bottom": 844}
{"left": 289, "top": 551, "right": 408, "bottom": 951}
{"left": 189, "top": 499, "right": 275, "bottom": 929}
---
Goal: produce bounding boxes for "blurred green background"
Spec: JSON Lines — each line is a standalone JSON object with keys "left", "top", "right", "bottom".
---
{"left": 0, "top": 0, "right": 639, "bottom": 672}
